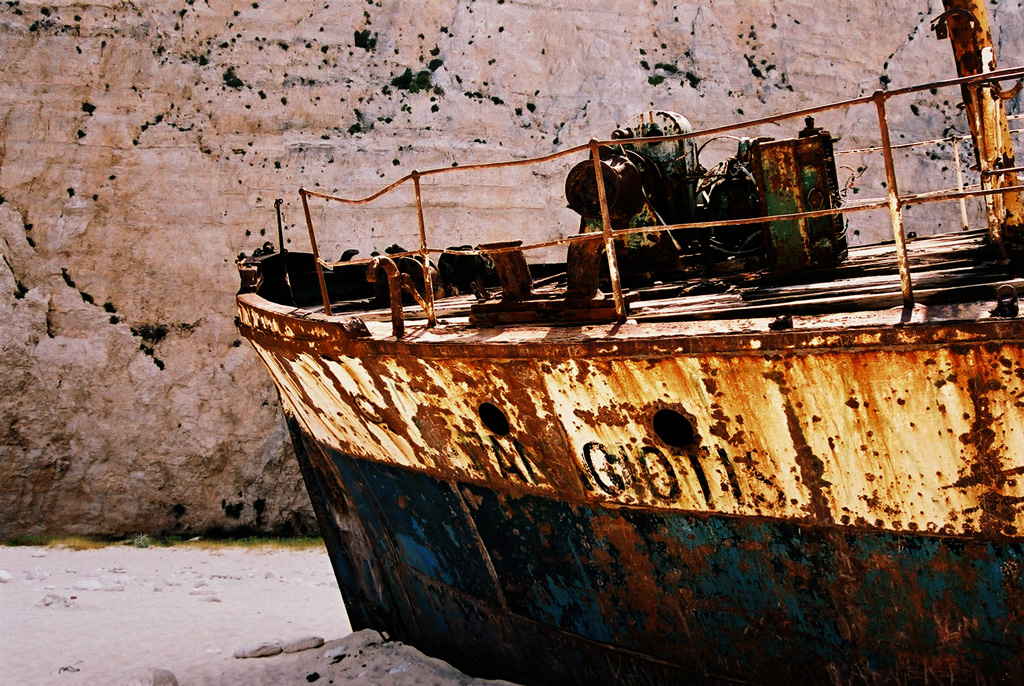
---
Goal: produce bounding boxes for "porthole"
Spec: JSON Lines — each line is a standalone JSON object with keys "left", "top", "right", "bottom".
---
{"left": 479, "top": 402, "right": 511, "bottom": 436}
{"left": 652, "top": 408, "right": 695, "bottom": 448}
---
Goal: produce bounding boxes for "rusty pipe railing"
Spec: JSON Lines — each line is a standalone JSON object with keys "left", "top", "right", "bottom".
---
{"left": 313, "top": 178, "right": 1024, "bottom": 270}
{"left": 874, "top": 90, "right": 915, "bottom": 306}
{"left": 300, "top": 188, "right": 333, "bottom": 317}
{"left": 411, "top": 171, "right": 437, "bottom": 328}
{"left": 589, "top": 139, "right": 627, "bottom": 322}
{"left": 297, "top": 65, "right": 1024, "bottom": 323}
{"left": 304, "top": 66, "right": 1024, "bottom": 209}
{"left": 308, "top": 181, "right": 1023, "bottom": 270}
{"left": 365, "top": 257, "right": 405, "bottom": 338}
{"left": 953, "top": 135, "right": 972, "bottom": 231}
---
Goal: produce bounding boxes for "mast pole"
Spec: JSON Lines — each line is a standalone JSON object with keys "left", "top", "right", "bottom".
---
{"left": 935, "top": 0, "right": 1024, "bottom": 268}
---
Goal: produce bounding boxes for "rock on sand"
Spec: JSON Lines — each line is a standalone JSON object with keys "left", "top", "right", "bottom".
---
{"left": 283, "top": 636, "right": 326, "bottom": 653}
{"left": 234, "top": 641, "right": 284, "bottom": 659}
{"left": 116, "top": 667, "right": 179, "bottom": 686}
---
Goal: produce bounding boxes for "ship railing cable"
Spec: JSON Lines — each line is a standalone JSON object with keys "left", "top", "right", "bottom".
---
{"left": 299, "top": 64, "right": 1024, "bottom": 321}
{"left": 836, "top": 125, "right": 1020, "bottom": 154}
{"left": 839, "top": 132, "right": 972, "bottom": 155}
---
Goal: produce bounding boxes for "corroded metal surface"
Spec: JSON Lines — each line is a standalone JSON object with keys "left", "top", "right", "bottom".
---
{"left": 241, "top": 293, "right": 1024, "bottom": 540}
{"left": 288, "top": 403, "right": 1024, "bottom": 685}
{"left": 239, "top": 263, "right": 1024, "bottom": 684}
{"left": 935, "top": 0, "right": 1024, "bottom": 261}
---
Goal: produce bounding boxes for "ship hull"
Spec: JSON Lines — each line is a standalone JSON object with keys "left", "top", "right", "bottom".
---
{"left": 294, "top": 428, "right": 1024, "bottom": 685}
{"left": 239, "top": 293, "right": 1024, "bottom": 684}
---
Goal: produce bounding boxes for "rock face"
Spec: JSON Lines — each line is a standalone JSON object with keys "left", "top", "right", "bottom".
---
{"left": 0, "top": 1, "right": 1022, "bottom": 537}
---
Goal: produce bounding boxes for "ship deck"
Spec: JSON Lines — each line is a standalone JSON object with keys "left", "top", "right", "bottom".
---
{"left": 284, "top": 229, "right": 1021, "bottom": 339}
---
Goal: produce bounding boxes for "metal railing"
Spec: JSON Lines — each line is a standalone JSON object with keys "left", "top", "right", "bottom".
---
{"left": 299, "top": 65, "right": 1024, "bottom": 325}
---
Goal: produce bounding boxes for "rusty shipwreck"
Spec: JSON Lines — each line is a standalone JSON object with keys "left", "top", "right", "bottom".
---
{"left": 236, "top": 4, "right": 1024, "bottom": 684}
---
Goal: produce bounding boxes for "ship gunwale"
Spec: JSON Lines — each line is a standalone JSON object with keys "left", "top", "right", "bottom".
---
{"left": 239, "top": 291, "right": 1024, "bottom": 359}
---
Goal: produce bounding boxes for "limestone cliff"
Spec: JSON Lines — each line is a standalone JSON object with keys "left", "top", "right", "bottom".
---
{"left": 1, "top": 0, "right": 1021, "bottom": 537}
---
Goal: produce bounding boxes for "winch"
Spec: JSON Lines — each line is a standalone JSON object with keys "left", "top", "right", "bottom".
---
{"left": 564, "top": 110, "right": 847, "bottom": 284}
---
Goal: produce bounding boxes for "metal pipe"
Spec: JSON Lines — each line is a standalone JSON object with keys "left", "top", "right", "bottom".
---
{"left": 313, "top": 182, "right": 1024, "bottom": 271}
{"left": 873, "top": 92, "right": 914, "bottom": 307}
{"left": 366, "top": 257, "right": 405, "bottom": 339}
{"left": 275, "top": 198, "right": 287, "bottom": 254}
{"left": 982, "top": 166, "right": 1024, "bottom": 177}
{"left": 970, "top": 81, "right": 1008, "bottom": 258}
{"left": 589, "top": 140, "right": 626, "bottom": 322}
{"left": 901, "top": 182, "right": 1024, "bottom": 207}
{"left": 952, "top": 136, "right": 971, "bottom": 231}
{"left": 412, "top": 171, "right": 436, "bottom": 327}
{"left": 275, "top": 198, "right": 296, "bottom": 306}
{"left": 296, "top": 66, "right": 1024, "bottom": 295}
{"left": 300, "top": 189, "right": 333, "bottom": 317}
{"left": 839, "top": 131, "right": 968, "bottom": 156}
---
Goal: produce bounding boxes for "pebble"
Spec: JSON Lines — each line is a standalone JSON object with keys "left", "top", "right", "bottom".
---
{"left": 30, "top": 550, "right": 47, "bottom": 558}
{"left": 233, "top": 641, "right": 283, "bottom": 659}
{"left": 116, "top": 667, "right": 179, "bottom": 686}
{"left": 25, "top": 567, "right": 49, "bottom": 581}
{"left": 74, "top": 578, "right": 125, "bottom": 592}
{"left": 188, "top": 588, "right": 217, "bottom": 596}
{"left": 283, "top": 636, "right": 325, "bottom": 653}
{"left": 35, "top": 593, "right": 73, "bottom": 608}
{"left": 198, "top": 596, "right": 221, "bottom": 602}
{"left": 0, "top": 570, "right": 13, "bottom": 583}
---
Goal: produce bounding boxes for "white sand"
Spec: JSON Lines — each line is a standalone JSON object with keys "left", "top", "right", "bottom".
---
{"left": 0, "top": 545, "right": 516, "bottom": 686}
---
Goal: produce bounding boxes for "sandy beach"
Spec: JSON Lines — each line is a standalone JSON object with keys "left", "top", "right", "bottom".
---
{"left": 0, "top": 543, "right": 516, "bottom": 686}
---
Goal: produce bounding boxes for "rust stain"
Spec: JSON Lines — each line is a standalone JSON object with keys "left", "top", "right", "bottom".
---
{"left": 240, "top": 295, "right": 1024, "bottom": 537}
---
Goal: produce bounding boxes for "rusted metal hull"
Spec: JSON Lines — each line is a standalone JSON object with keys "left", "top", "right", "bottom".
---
{"left": 239, "top": 292, "right": 1024, "bottom": 684}
{"left": 296, "top": 432, "right": 1024, "bottom": 685}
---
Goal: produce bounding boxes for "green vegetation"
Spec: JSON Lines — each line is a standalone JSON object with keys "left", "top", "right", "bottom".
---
{"left": 391, "top": 68, "right": 432, "bottom": 93}
{"left": 3, "top": 535, "right": 112, "bottom": 550}
{"left": 180, "top": 536, "right": 324, "bottom": 550}
{"left": 222, "top": 66, "right": 244, "bottom": 89}
{"left": 354, "top": 29, "right": 376, "bottom": 50}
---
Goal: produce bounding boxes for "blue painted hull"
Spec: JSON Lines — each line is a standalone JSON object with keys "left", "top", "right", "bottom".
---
{"left": 289, "top": 417, "right": 1024, "bottom": 685}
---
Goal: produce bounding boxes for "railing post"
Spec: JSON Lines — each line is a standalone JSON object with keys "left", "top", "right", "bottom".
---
{"left": 589, "top": 140, "right": 627, "bottom": 322}
{"left": 969, "top": 81, "right": 1008, "bottom": 258}
{"left": 952, "top": 135, "right": 971, "bottom": 231}
{"left": 411, "top": 171, "right": 436, "bottom": 327}
{"left": 300, "top": 189, "right": 333, "bottom": 316}
{"left": 366, "top": 257, "right": 405, "bottom": 338}
{"left": 873, "top": 92, "right": 915, "bottom": 307}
